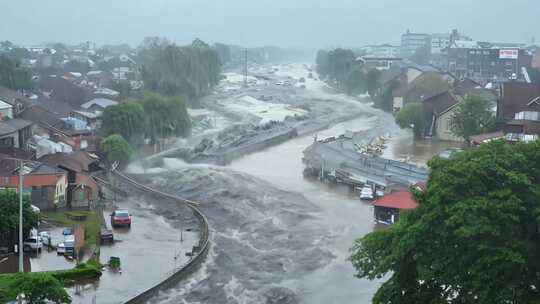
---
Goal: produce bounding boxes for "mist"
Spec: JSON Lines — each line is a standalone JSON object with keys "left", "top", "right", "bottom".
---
{"left": 2, "top": 0, "right": 539, "bottom": 47}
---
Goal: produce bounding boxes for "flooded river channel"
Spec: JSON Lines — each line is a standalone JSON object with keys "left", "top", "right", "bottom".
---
{"left": 140, "top": 112, "right": 460, "bottom": 304}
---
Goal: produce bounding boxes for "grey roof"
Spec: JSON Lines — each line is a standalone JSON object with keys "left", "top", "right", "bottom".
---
{"left": 19, "top": 104, "right": 66, "bottom": 129}
{"left": 0, "top": 119, "right": 33, "bottom": 135}
{"left": 80, "top": 98, "right": 118, "bottom": 110}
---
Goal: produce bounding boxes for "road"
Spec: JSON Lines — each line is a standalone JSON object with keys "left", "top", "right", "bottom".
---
{"left": 66, "top": 198, "right": 198, "bottom": 304}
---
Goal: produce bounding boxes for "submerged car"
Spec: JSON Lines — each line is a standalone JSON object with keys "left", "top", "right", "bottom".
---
{"left": 111, "top": 210, "right": 132, "bottom": 228}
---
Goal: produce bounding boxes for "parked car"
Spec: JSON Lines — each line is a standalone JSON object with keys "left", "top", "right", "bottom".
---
{"left": 23, "top": 236, "right": 43, "bottom": 252}
{"left": 62, "top": 227, "right": 73, "bottom": 236}
{"left": 110, "top": 210, "right": 132, "bottom": 228}
{"left": 38, "top": 231, "right": 51, "bottom": 247}
{"left": 57, "top": 235, "right": 75, "bottom": 255}
{"left": 100, "top": 228, "right": 114, "bottom": 244}
{"left": 359, "top": 185, "right": 374, "bottom": 201}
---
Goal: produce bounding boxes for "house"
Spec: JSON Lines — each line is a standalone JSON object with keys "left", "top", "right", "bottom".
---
{"left": 423, "top": 79, "right": 496, "bottom": 141}
{"left": 497, "top": 82, "right": 540, "bottom": 142}
{"left": 0, "top": 158, "right": 68, "bottom": 210}
{"left": 38, "top": 75, "right": 91, "bottom": 109}
{"left": 0, "top": 86, "right": 31, "bottom": 116}
{"left": 373, "top": 191, "right": 418, "bottom": 225}
{"left": 392, "top": 69, "right": 455, "bottom": 112}
{"left": 38, "top": 151, "right": 100, "bottom": 208}
{"left": 0, "top": 100, "right": 13, "bottom": 120}
{"left": 0, "top": 119, "right": 34, "bottom": 150}
{"left": 469, "top": 131, "right": 505, "bottom": 146}
{"left": 70, "top": 98, "right": 117, "bottom": 130}
{"left": 80, "top": 98, "right": 118, "bottom": 112}
{"left": 18, "top": 104, "right": 69, "bottom": 135}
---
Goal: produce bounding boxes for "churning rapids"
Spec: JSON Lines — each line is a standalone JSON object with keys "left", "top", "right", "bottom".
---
{"left": 122, "top": 64, "right": 459, "bottom": 304}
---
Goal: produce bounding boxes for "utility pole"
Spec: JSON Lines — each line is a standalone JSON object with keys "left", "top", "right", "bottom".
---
{"left": 18, "top": 159, "right": 23, "bottom": 304}
{"left": 244, "top": 49, "right": 248, "bottom": 86}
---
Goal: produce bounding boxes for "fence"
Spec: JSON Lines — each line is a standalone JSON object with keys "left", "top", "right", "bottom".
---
{"left": 111, "top": 170, "right": 210, "bottom": 304}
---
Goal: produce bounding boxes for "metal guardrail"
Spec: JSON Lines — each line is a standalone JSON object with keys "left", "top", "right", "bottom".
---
{"left": 111, "top": 169, "right": 210, "bottom": 304}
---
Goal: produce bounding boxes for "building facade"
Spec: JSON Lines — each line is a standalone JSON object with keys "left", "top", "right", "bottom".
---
{"left": 401, "top": 31, "right": 431, "bottom": 58}
{"left": 447, "top": 42, "right": 532, "bottom": 83}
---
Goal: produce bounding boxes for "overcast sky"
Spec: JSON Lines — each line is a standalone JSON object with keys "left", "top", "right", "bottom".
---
{"left": 2, "top": 0, "right": 539, "bottom": 48}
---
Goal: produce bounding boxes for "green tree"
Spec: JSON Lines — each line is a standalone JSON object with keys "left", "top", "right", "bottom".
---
{"left": 315, "top": 50, "right": 330, "bottom": 78}
{"left": 350, "top": 140, "right": 540, "bottom": 304}
{"left": 451, "top": 95, "right": 495, "bottom": 143}
{"left": 394, "top": 102, "right": 426, "bottom": 138}
{"left": 140, "top": 92, "right": 191, "bottom": 142}
{"left": 139, "top": 38, "right": 221, "bottom": 101}
{"left": 213, "top": 43, "right": 231, "bottom": 65}
{"left": 0, "top": 190, "right": 39, "bottom": 247}
{"left": 100, "top": 102, "right": 145, "bottom": 145}
{"left": 0, "top": 55, "right": 33, "bottom": 90}
{"left": 10, "top": 273, "right": 71, "bottom": 304}
{"left": 345, "top": 68, "right": 365, "bottom": 95}
{"left": 365, "top": 69, "right": 382, "bottom": 97}
{"left": 100, "top": 134, "right": 134, "bottom": 166}
{"left": 413, "top": 73, "right": 452, "bottom": 100}
{"left": 5, "top": 48, "right": 31, "bottom": 62}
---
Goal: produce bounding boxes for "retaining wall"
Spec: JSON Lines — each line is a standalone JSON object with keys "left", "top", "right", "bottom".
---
{"left": 111, "top": 170, "right": 210, "bottom": 304}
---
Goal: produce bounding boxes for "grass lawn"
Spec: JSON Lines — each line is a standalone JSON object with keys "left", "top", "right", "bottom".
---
{"left": 42, "top": 210, "right": 100, "bottom": 250}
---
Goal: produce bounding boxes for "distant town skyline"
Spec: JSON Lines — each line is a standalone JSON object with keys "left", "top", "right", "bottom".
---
{"left": 2, "top": 0, "right": 539, "bottom": 48}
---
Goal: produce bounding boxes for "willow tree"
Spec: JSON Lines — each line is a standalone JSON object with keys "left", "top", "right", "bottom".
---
{"left": 140, "top": 92, "right": 191, "bottom": 142}
{"left": 139, "top": 38, "right": 221, "bottom": 100}
{"left": 100, "top": 102, "right": 145, "bottom": 146}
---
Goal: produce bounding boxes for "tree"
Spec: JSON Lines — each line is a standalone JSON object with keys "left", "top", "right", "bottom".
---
{"left": 315, "top": 50, "right": 330, "bottom": 78}
{"left": 394, "top": 102, "right": 426, "bottom": 138}
{"left": 10, "top": 273, "right": 71, "bottom": 304}
{"left": 213, "top": 43, "right": 231, "bottom": 65}
{"left": 451, "top": 95, "right": 495, "bottom": 142}
{"left": 100, "top": 134, "right": 134, "bottom": 166}
{"left": 413, "top": 73, "right": 452, "bottom": 100}
{"left": 140, "top": 93, "right": 191, "bottom": 142}
{"left": 0, "top": 55, "right": 33, "bottom": 90}
{"left": 0, "top": 190, "right": 39, "bottom": 249}
{"left": 365, "top": 69, "right": 382, "bottom": 97}
{"left": 100, "top": 102, "right": 145, "bottom": 146}
{"left": 350, "top": 140, "right": 540, "bottom": 303}
{"left": 139, "top": 38, "right": 221, "bottom": 101}
{"left": 345, "top": 68, "right": 365, "bottom": 95}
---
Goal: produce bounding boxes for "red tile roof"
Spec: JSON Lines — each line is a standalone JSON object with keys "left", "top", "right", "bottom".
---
{"left": 373, "top": 191, "right": 418, "bottom": 210}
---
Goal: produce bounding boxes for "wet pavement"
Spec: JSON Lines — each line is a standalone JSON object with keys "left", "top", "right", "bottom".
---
{"left": 66, "top": 198, "right": 198, "bottom": 304}
{"left": 30, "top": 226, "right": 77, "bottom": 272}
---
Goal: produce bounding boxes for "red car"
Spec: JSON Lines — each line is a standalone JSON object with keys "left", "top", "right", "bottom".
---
{"left": 110, "top": 210, "right": 132, "bottom": 228}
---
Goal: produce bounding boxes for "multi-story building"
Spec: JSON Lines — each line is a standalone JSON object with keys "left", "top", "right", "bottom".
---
{"left": 431, "top": 30, "right": 472, "bottom": 55}
{"left": 401, "top": 30, "right": 430, "bottom": 58}
{"left": 360, "top": 44, "right": 399, "bottom": 58}
{"left": 447, "top": 41, "right": 532, "bottom": 83}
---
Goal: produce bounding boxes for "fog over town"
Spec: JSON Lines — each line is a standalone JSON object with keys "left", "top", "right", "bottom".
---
{"left": 1, "top": 1, "right": 540, "bottom": 304}
{"left": 2, "top": 0, "right": 539, "bottom": 47}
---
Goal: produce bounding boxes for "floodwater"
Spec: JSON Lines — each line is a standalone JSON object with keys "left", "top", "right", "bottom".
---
{"left": 100, "top": 64, "right": 462, "bottom": 304}
{"left": 136, "top": 113, "right": 460, "bottom": 304}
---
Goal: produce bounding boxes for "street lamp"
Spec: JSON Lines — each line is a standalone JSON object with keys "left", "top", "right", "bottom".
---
{"left": 18, "top": 159, "right": 23, "bottom": 275}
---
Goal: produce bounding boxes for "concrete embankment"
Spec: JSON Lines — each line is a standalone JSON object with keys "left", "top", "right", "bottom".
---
{"left": 111, "top": 170, "right": 210, "bottom": 304}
